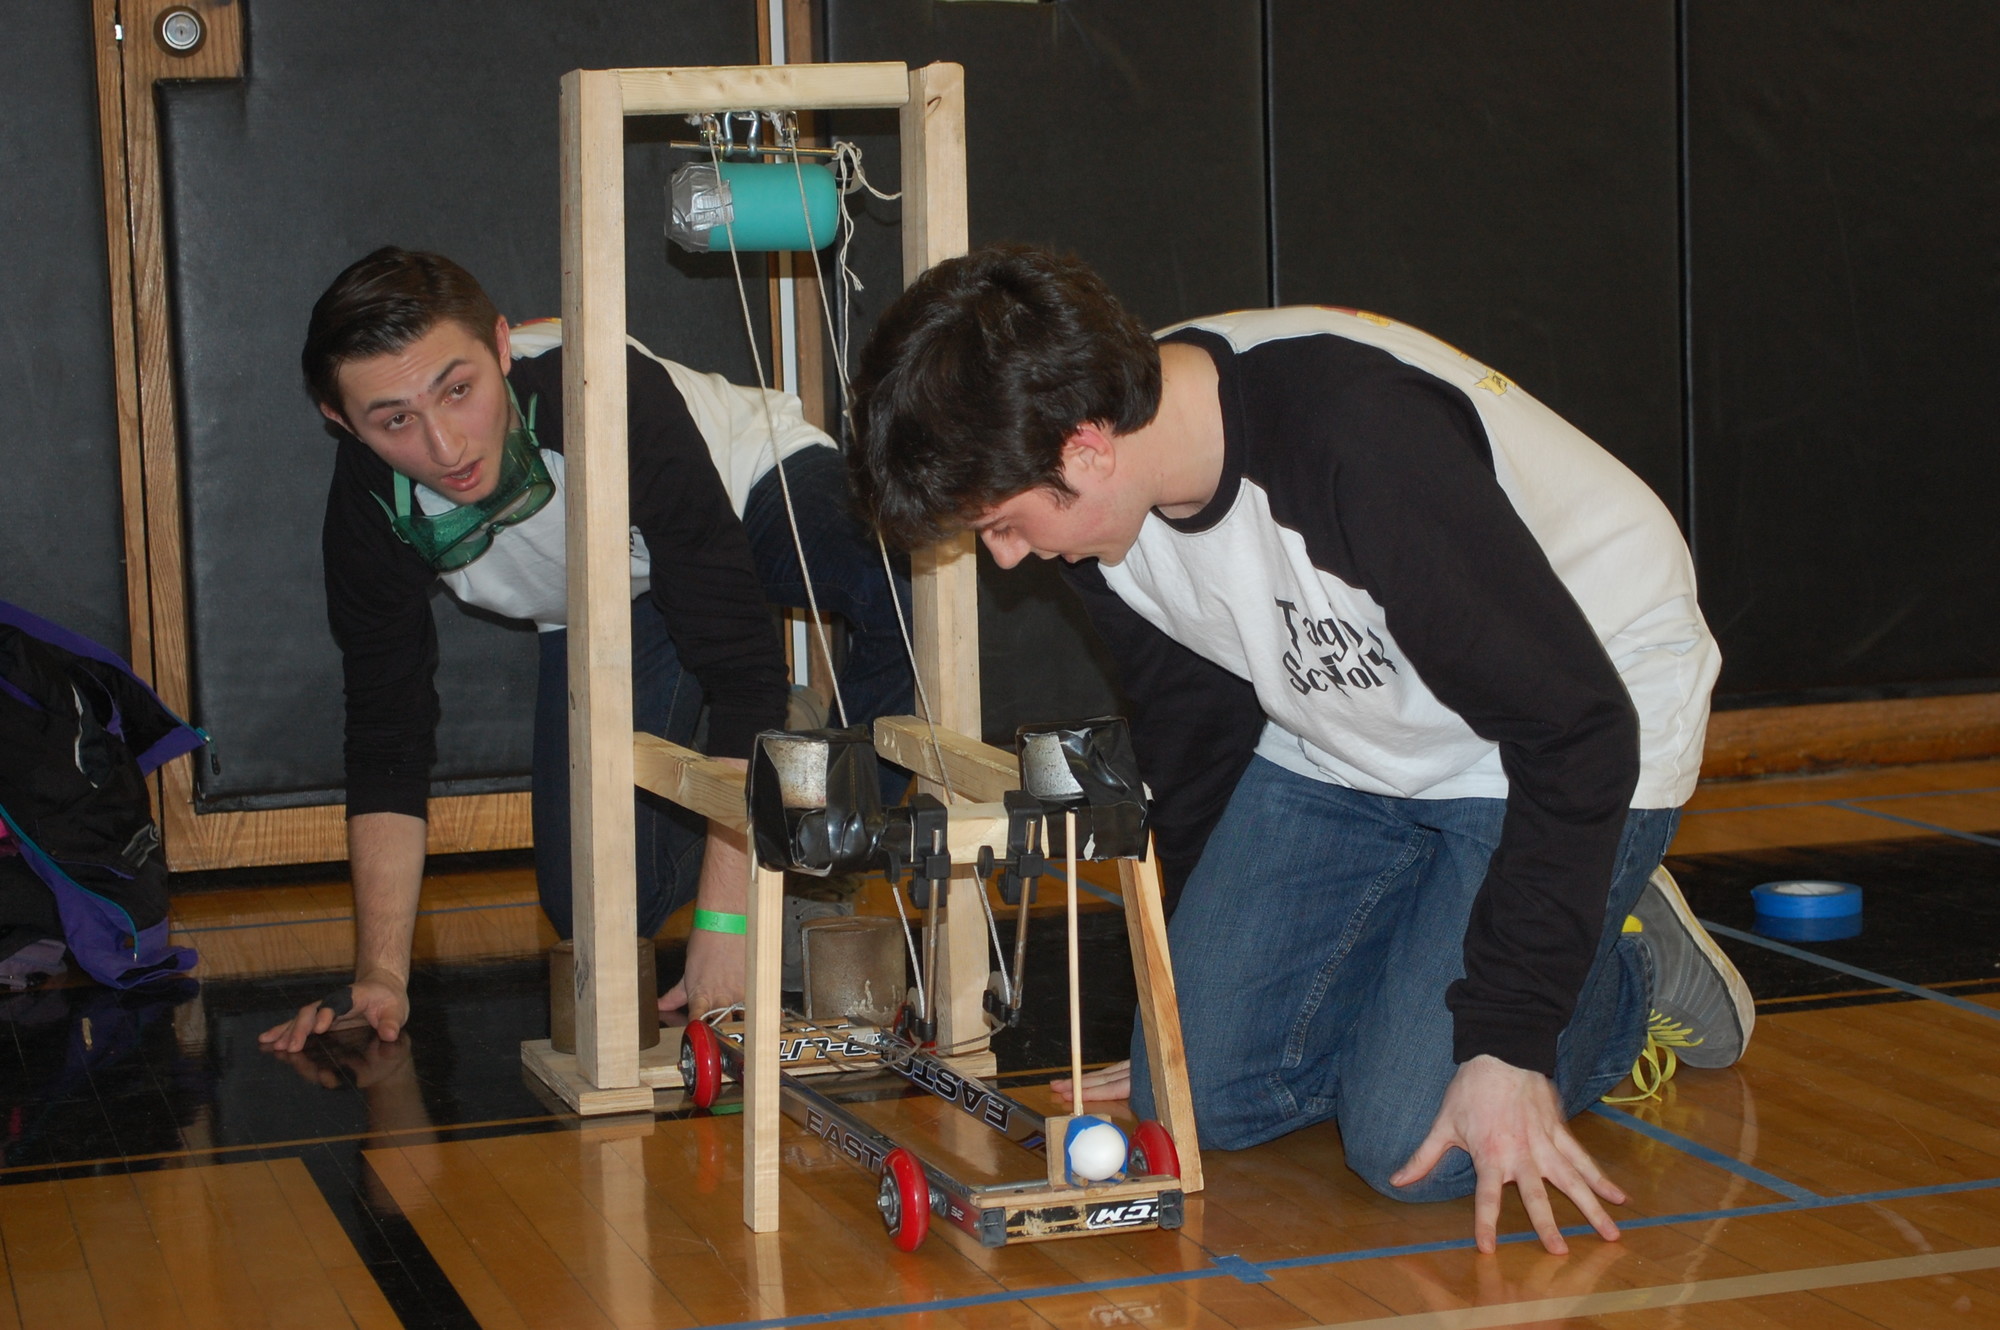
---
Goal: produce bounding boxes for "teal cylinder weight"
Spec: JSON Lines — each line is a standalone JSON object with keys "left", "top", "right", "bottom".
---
{"left": 667, "top": 161, "right": 839, "bottom": 253}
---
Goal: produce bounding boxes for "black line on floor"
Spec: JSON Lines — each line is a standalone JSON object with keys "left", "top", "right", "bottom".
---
{"left": 299, "top": 1141, "right": 485, "bottom": 1330}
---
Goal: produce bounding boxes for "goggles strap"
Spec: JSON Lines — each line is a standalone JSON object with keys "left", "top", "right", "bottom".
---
{"left": 376, "top": 382, "right": 543, "bottom": 563}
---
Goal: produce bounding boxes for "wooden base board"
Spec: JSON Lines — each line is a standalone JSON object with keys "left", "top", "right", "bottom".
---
{"left": 519, "top": 1040, "right": 658, "bottom": 1115}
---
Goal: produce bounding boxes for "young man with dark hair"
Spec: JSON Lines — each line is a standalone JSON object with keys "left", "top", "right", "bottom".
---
{"left": 848, "top": 243, "right": 1749, "bottom": 1255}
{"left": 262, "top": 247, "right": 910, "bottom": 1052}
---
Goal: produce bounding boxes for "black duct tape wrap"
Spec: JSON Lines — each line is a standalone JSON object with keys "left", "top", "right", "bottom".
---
{"left": 749, "top": 726, "right": 885, "bottom": 874}
{"left": 1015, "top": 717, "right": 1150, "bottom": 861}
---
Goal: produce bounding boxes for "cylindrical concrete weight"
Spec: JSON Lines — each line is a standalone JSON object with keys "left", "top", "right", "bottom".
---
{"left": 800, "top": 917, "right": 907, "bottom": 1025}
{"left": 549, "top": 938, "right": 660, "bottom": 1054}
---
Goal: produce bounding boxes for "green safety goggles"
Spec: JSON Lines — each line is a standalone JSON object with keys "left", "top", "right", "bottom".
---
{"left": 373, "top": 384, "right": 555, "bottom": 572}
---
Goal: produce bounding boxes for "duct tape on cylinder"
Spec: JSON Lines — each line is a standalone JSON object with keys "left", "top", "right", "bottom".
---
{"left": 668, "top": 161, "right": 839, "bottom": 253}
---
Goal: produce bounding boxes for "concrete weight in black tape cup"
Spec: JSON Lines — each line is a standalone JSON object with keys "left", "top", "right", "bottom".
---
{"left": 749, "top": 727, "right": 886, "bottom": 875}
{"left": 1014, "top": 717, "right": 1151, "bottom": 862}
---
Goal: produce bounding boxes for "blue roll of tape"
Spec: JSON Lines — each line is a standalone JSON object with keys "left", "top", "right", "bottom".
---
{"left": 1753, "top": 880, "right": 1862, "bottom": 942}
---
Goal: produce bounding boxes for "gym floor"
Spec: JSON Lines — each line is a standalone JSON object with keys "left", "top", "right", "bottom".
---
{"left": 3, "top": 759, "right": 1999, "bottom": 1329}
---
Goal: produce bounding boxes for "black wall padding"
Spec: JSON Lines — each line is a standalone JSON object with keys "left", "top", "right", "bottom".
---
{"left": 823, "top": 0, "right": 1268, "bottom": 743}
{"left": 0, "top": 8, "right": 129, "bottom": 657}
{"left": 1268, "top": 1, "right": 1685, "bottom": 512}
{"left": 158, "top": 2, "right": 758, "bottom": 807}
{"left": 1688, "top": 3, "right": 2000, "bottom": 703}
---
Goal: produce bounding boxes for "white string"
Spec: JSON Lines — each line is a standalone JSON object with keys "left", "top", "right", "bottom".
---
{"left": 779, "top": 130, "right": 1010, "bottom": 1023}
{"left": 783, "top": 137, "right": 957, "bottom": 807}
{"left": 980, "top": 871, "right": 1012, "bottom": 1008}
{"left": 697, "top": 123, "right": 999, "bottom": 1033}
{"left": 708, "top": 132, "right": 850, "bottom": 728}
{"left": 829, "top": 139, "right": 898, "bottom": 376}
{"left": 888, "top": 869, "right": 926, "bottom": 1020}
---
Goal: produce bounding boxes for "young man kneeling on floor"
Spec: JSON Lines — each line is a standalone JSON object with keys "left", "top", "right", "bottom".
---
{"left": 844, "top": 243, "right": 1754, "bottom": 1255}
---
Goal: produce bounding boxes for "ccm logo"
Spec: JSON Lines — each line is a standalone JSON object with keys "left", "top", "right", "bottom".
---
{"left": 1086, "top": 1198, "right": 1160, "bottom": 1230}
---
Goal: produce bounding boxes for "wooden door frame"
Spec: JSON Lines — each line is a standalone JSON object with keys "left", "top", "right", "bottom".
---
{"left": 91, "top": 0, "right": 531, "bottom": 870}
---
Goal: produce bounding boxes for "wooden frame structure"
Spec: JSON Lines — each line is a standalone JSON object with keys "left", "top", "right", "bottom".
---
{"left": 519, "top": 59, "right": 1202, "bottom": 1234}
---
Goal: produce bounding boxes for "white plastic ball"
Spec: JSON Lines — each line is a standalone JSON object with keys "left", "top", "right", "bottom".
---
{"left": 1065, "top": 1117, "right": 1128, "bottom": 1181}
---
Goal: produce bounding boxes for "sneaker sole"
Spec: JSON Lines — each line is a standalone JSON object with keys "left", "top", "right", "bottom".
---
{"left": 1643, "top": 865, "right": 1755, "bottom": 1068}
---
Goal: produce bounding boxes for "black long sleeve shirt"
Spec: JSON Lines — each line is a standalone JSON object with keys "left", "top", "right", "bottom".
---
{"left": 322, "top": 343, "right": 788, "bottom": 819}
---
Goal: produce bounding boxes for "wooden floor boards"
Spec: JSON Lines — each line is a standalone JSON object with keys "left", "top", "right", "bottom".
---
{"left": 1672, "top": 758, "right": 2000, "bottom": 855}
{"left": 0, "top": 1160, "right": 399, "bottom": 1329}
{"left": 5, "top": 757, "right": 1999, "bottom": 1327}
{"left": 351, "top": 990, "right": 2000, "bottom": 1330}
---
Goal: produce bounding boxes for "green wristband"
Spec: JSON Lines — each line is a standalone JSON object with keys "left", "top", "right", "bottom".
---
{"left": 693, "top": 908, "right": 748, "bottom": 935}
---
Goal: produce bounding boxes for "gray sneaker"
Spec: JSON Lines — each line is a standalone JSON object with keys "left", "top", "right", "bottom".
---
{"left": 1631, "top": 866, "right": 1755, "bottom": 1069}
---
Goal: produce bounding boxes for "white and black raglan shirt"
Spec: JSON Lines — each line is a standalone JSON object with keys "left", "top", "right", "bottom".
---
{"left": 1060, "top": 307, "right": 1720, "bottom": 1075}
{"left": 323, "top": 327, "right": 798, "bottom": 822}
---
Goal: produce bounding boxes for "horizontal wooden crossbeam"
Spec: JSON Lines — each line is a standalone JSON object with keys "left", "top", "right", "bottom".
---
{"left": 615, "top": 61, "right": 909, "bottom": 115}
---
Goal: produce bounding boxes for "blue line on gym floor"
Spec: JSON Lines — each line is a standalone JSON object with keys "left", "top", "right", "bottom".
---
{"left": 1587, "top": 1104, "right": 1819, "bottom": 1201}
{"left": 684, "top": 1175, "right": 2000, "bottom": 1330}
{"left": 686, "top": 906, "right": 1987, "bottom": 1330}
{"left": 1828, "top": 801, "right": 2000, "bottom": 849}
{"left": 1703, "top": 919, "right": 2000, "bottom": 1022}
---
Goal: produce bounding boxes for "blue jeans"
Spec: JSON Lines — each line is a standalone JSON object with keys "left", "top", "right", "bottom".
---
{"left": 1128, "top": 756, "right": 1676, "bottom": 1202}
{"left": 533, "top": 446, "right": 914, "bottom": 939}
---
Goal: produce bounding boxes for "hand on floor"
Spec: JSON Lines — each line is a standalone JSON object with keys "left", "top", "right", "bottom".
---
{"left": 1052, "top": 1059, "right": 1132, "bottom": 1108}
{"left": 1390, "top": 1053, "right": 1627, "bottom": 1256}
{"left": 269, "top": 1025, "right": 414, "bottom": 1090}
{"left": 659, "top": 926, "right": 745, "bottom": 1019}
{"left": 258, "top": 973, "right": 409, "bottom": 1053}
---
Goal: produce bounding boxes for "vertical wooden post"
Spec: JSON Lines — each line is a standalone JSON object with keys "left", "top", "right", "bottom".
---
{"left": 745, "top": 864, "right": 786, "bottom": 1230}
{"left": 898, "top": 63, "right": 989, "bottom": 1055}
{"left": 1119, "top": 847, "right": 1204, "bottom": 1193}
{"left": 898, "top": 62, "right": 977, "bottom": 745}
{"left": 1064, "top": 812, "right": 1084, "bottom": 1103}
{"left": 560, "top": 68, "right": 640, "bottom": 1093}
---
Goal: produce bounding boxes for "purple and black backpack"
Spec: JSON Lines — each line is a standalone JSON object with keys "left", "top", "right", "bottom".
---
{"left": 0, "top": 600, "right": 202, "bottom": 988}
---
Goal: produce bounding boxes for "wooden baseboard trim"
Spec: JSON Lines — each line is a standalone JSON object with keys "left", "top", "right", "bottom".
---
{"left": 162, "top": 787, "right": 532, "bottom": 872}
{"left": 1702, "top": 692, "right": 2000, "bottom": 780}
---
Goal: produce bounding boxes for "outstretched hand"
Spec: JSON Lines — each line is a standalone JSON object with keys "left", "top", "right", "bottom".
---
{"left": 1391, "top": 1054, "right": 1627, "bottom": 1255}
{"left": 259, "top": 974, "right": 410, "bottom": 1053}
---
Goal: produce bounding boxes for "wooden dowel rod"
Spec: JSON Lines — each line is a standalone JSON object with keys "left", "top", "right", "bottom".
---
{"left": 1066, "top": 810, "right": 1083, "bottom": 1111}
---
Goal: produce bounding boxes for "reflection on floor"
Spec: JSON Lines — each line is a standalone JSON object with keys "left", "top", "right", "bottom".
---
{"left": 3, "top": 758, "right": 1998, "bottom": 1328}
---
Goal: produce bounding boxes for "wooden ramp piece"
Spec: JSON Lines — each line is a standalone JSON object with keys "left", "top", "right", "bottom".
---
{"left": 1120, "top": 847, "right": 1204, "bottom": 1194}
